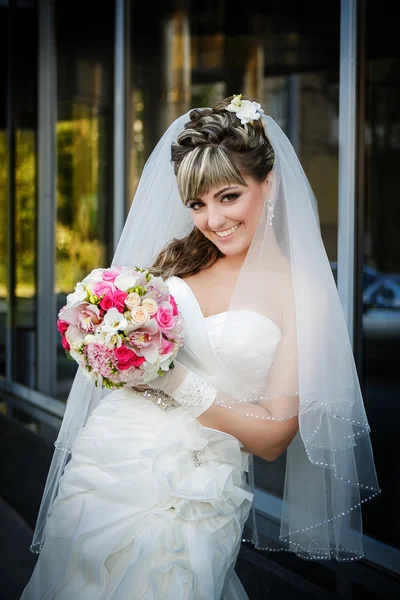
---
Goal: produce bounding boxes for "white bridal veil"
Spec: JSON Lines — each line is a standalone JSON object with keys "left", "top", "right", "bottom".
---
{"left": 31, "top": 110, "right": 381, "bottom": 562}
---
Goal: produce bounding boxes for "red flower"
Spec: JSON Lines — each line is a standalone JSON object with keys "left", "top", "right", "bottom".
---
{"left": 57, "top": 319, "right": 69, "bottom": 335}
{"left": 130, "top": 353, "right": 146, "bottom": 367}
{"left": 114, "top": 345, "right": 133, "bottom": 361}
{"left": 99, "top": 293, "right": 114, "bottom": 311}
{"left": 61, "top": 335, "right": 70, "bottom": 351}
{"left": 114, "top": 345, "right": 145, "bottom": 370}
{"left": 169, "top": 294, "right": 179, "bottom": 316}
{"left": 113, "top": 290, "right": 128, "bottom": 313}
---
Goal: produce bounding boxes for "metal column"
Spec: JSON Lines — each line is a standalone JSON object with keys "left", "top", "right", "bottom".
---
{"left": 113, "top": 0, "right": 128, "bottom": 251}
{"left": 37, "top": 0, "right": 57, "bottom": 396}
{"left": 6, "top": 0, "right": 17, "bottom": 385}
{"left": 337, "top": 0, "right": 358, "bottom": 346}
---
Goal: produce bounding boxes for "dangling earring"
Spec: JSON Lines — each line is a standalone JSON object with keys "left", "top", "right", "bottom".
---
{"left": 267, "top": 198, "right": 275, "bottom": 226}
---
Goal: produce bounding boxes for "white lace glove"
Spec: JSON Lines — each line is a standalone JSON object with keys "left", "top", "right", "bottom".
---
{"left": 146, "top": 361, "right": 217, "bottom": 417}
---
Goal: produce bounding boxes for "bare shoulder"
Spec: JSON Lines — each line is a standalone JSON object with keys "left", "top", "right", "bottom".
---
{"left": 181, "top": 264, "right": 238, "bottom": 317}
{"left": 181, "top": 270, "right": 209, "bottom": 291}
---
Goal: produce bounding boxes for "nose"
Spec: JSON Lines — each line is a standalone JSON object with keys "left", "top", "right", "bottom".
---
{"left": 207, "top": 205, "right": 226, "bottom": 231}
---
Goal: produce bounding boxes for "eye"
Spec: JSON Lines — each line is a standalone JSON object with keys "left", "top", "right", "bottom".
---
{"left": 186, "top": 201, "right": 204, "bottom": 211}
{"left": 221, "top": 193, "right": 240, "bottom": 202}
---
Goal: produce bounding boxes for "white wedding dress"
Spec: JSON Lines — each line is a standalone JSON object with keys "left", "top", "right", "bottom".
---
{"left": 22, "top": 277, "right": 282, "bottom": 600}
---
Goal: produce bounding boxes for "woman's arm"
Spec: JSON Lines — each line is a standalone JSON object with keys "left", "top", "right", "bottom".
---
{"left": 149, "top": 284, "right": 300, "bottom": 462}
{"left": 197, "top": 402, "right": 298, "bottom": 462}
{"left": 197, "top": 289, "right": 299, "bottom": 461}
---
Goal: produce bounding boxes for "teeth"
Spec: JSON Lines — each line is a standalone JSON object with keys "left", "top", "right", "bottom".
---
{"left": 215, "top": 223, "right": 241, "bottom": 238}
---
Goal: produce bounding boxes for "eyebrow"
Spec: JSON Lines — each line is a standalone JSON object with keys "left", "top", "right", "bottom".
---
{"left": 213, "top": 186, "right": 240, "bottom": 198}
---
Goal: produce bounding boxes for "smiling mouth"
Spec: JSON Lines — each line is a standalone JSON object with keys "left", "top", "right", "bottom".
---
{"left": 214, "top": 223, "right": 242, "bottom": 238}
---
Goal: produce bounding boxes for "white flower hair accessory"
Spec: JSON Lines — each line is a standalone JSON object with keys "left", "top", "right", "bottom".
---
{"left": 226, "top": 94, "right": 265, "bottom": 125}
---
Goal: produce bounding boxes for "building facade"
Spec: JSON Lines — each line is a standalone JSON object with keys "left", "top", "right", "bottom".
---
{"left": 1, "top": 0, "right": 399, "bottom": 596}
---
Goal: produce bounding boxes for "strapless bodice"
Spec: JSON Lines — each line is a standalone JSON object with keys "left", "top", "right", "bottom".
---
{"left": 167, "top": 276, "right": 282, "bottom": 398}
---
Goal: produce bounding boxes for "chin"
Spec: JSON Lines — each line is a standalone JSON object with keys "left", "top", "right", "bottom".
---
{"left": 214, "top": 241, "right": 250, "bottom": 257}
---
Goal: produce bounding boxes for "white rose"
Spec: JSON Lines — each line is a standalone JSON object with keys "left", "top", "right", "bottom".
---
{"left": 66, "top": 283, "right": 88, "bottom": 307}
{"left": 141, "top": 298, "right": 158, "bottom": 315}
{"left": 130, "top": 306, "right": 150, "bottom": 325}
{"left": 125, "top": 292, "right": 141, "bottom": 310}
{"left": 114, "top": 273, "right": 140, "bottom": 292}
{"left": 236, "top": 100, "right": 263, "bottom": 124}
{"left": 101, "top": 307, "right": 128, "bottom": 332}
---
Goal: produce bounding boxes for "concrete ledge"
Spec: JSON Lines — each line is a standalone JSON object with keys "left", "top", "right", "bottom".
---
{"left": 0, "top": 413, "right": 53, "bottom": 529}
{"left": 0, "top": 498, "right": 37, "bottom": 599}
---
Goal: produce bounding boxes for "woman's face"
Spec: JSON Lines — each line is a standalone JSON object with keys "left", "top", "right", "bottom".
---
{"left": 186, "top": 175, "right": 270, "bottom": 257}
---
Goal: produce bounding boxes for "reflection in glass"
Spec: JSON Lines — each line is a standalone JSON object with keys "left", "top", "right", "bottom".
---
{"left": 56, "top": 109, "right": 107, "bottom": 294}
{"left": 55, "top": 1, "right": 114, "bottom": 397}
{"left": 1, "top": 2, "right": 39, "bottom": 389}
{"left": 129, "top": 2, "right": 339, "bottom": 257}
{"left": 15, "top": 130, "right": 36, "bottom": 387}
{"left": 55, "top": 106, "right": 111, "bottom": 395}
{"left": 0, "top": 131, "right": 7, "bottom": 378}
{"left": 360, "top": 1, "right": 400, "bottom": 548}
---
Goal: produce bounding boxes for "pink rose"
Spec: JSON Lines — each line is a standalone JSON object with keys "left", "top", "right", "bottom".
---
{"left": 99, "top": 292, "right": 114, "bottom": 311}
{"left": 169, "top": 295, "right": 179, "bottom": 316}
{"left": 117, "top": 359, "right": 132, "bottom": 371}
{"left": 114, "top": 345, "right": 133, "bottom": 361}
{"left": 155, "top": 307, "right": 175, "bottom": 331}
{"left": 114, "top": 345, "right": 145, "bottom": 369}
{"left": 57, "top": 319, "right": 69, "bottom": 335}
{"left": 161, "top": 337, "right": 174, "bottom": 355}
{"left": 93, "top": 281, "right": 115, "bottom": 297}
{"left": 129, "top": 353, "right": 146, "bottom": 367}
{"left": 102, "top": 269, "right": 120, "bottom": 282}
{"left": 61, "top": 335, "right": 70, "bottom": 351}
{"left": 113, "top": 290, "right": 128, "bottom": 313}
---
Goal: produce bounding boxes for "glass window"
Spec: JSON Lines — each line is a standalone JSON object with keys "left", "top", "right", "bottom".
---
{"left": 55, "top": 0, "right": 115, "bottom": 398}
{"left": 0, "top": 1, "right": 38, "bottom": 388}
{"left": 0, "top": 3, "right": 8, "bottom": 379}
{"left": 358, "top": 0, "right": 400, "bottom": 550}
{"left": 129, "top": 1, "right": 340, "bottom": 260}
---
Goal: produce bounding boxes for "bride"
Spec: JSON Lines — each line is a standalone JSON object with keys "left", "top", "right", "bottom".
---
{"left": 21, "top": 96, "right": 380, "bottom": 599}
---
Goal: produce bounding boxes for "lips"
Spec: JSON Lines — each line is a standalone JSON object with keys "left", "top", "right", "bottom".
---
{"left": 214, "top": 223, "right": 242, "bottom": 238}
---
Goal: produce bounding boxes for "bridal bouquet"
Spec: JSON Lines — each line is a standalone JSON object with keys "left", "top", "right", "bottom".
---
{"left": 57, "top": 267, "right": 184, "bottom": 389}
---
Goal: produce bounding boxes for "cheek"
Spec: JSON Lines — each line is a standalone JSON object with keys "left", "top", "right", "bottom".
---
{"left": 238, "top": 197, "right": 264, "bottom": 227}
{"left": 191, "top": 212, "right": 207, "bottom": 232}
{"left": 238, "top": 198, "right": 265, "bottom": 244}
{"left": 250, "top": 198, "right": 265, "bottom": 227}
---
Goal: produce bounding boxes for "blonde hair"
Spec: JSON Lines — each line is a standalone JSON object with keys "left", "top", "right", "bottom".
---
{"left": 150, "top": 97, "right": 274, "bottom": 279}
